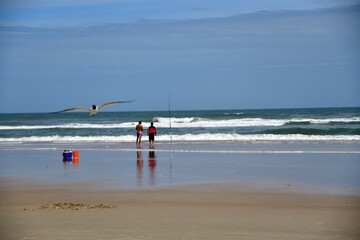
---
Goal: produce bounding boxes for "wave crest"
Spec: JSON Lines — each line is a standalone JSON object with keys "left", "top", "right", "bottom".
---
{"left": 1, "top": 133, "right": 359, "bottom": 143}
{"left": 1, "top": 117, "right": 359, "bottom": 130}
{"left": 153, "top": 117, "right": 205, "bottom": 123}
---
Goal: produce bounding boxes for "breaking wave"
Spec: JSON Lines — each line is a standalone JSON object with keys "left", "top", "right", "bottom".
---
{"left": 1, "top": 117, "right": 359, "bottom": 130}
{"left": 1, "top": 134, "right": 359, "bottom": 143}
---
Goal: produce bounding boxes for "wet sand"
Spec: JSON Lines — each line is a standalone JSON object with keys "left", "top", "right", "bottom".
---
{"left": 1, "top": 181, "right": 360, "bottom": 240}
{"left": 1, "top": 142, "right": 360, "bottom": 239}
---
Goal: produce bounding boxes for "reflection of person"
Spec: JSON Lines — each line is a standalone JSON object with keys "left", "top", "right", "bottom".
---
{"left": 148, "top": 151, "right": 156, "bottom": 168}
{"left": 136, "top": 151, "right": 143, "bottom": 186}
{"left": 148, "top": 150, "right": 156, "bottom": 186}
{"left": 137, "top": 151, "right": 143, "bottom": 167}
{"left": 135, "top": 121, "right": 143, "bottom": 146}
{"left": 147, "top": 122, "right": 157, "bottom": 147}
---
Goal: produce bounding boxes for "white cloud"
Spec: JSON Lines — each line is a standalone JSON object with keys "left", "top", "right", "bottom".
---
{"left": 0, "top": 0, "right": 123, "bottom": 8}
{"left": 1, "top": 0, "right": 360, "bottom": 27}
{"left": 0, "top": 4, "right": 359, "bottom": 111}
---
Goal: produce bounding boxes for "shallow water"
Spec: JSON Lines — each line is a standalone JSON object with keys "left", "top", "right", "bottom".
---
{"left": 1, "top": 148, "right": 359, "bottom": 193}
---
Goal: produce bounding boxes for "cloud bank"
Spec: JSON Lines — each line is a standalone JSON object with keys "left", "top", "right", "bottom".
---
{"left": 0, "top": 5, "right": 359, "bottom": 112}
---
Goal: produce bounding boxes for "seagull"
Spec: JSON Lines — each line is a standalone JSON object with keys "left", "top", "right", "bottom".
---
{"left": 55, "top": 100, "right": 134, "bottom": 116}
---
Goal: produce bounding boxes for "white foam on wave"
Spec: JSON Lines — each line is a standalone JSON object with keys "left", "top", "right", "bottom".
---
{"left": 1, "top": 134, "right": 359, "bottom": 143}
{"left": 1, "top": 117, "right": 359, "bottom": 130}
{"left": 224, "top": 112, "right": 244, "bottom": 115}
{"left": 0, "top": 122, "right": 135, "bottom": 130}
{"left": 154, "top": 117, "right": 205, "bottom": 123}
{"left": 288, "top": 117, "right": 360, "bottom": 124}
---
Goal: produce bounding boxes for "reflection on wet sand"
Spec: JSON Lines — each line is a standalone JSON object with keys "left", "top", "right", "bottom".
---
{"left": 149, "top": 150, "right": 156, "bottom": 186}
{"left": 62, "top": 156, "right": 79, "bottom": 180}
{"left": 136, "top": 151, "right": 144, "bottom": 187}
{"left": 136, "top": 150, "right": 157, "bottom": 187}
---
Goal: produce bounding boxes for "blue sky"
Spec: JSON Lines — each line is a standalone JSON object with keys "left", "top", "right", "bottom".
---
{"left": 0, "top": 0, "right": 359, "bottom": 113}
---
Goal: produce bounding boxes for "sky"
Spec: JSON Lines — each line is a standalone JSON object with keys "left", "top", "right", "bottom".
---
{"left": 0, "top": 0, "right": 359, "bottom": 113}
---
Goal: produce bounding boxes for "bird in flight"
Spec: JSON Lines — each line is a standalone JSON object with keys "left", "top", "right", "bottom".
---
{"left": 55, "top": 100, "right": 134, "bottom": 116}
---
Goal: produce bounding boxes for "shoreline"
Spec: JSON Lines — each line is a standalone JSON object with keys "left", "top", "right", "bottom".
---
{"left": 1, "top": 176, "right": 360, "bottom": 196}
{"left": 1, "top": 140, "right": 360, "bottom": 151}
{"left": 1, "top": 141, "right": 360, "bottom": 239}
{"left": 0, "top": 142, "right": 360, "bottom": 240}
{"left": 1, "top": 141, "right": 359, "bottom": 193}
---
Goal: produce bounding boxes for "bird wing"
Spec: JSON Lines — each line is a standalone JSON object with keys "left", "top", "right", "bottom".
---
{"left": 57, "top": 107, "right": 91, "bottom": 113}
{"left": 98, "top": 100, "right": 135, "bottom": 109}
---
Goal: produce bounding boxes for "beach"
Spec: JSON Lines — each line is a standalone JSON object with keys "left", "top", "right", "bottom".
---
{"left": 1, "top": 182, "right": 360, "bottom": 240}
{"left": 1, "top": 141, "right": 360, "bottom": 239}
{"left": 1, "top": 0, "right": 360, "bottom": 236}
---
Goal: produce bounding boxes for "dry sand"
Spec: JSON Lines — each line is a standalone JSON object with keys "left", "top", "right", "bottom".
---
{"left": 1, "top": 181, "right": 359, "bottom": 240}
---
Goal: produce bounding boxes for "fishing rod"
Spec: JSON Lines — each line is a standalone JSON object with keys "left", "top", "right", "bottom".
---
{"left": 168, "top": 93, "right": 173, "bottom": 145}
{"left": 168, "top": 93, "right": 173, "bottom": 184}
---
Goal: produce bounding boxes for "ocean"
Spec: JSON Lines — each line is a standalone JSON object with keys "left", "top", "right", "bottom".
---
{"left": 0, "top": 107, "right": 359, "bottom": 144}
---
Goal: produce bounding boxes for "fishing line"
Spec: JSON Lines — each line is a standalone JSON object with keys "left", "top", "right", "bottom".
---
{"left": 168, "top": 93, "right": 173, "bottom": 145}
{"left": 168, "top": 92, "right": 173, "bottom": 184}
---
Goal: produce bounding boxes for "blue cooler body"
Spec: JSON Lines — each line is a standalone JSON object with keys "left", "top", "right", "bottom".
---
{"left": 62, "top": 151, "right": 73, "bottom": 161}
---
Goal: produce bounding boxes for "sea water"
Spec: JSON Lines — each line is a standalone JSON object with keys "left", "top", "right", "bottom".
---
{"left": 0, "top": 107, "right": 359, "bottom": 144}
{"left": 0, "top": 107, "right": 359, "bottom": 191}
